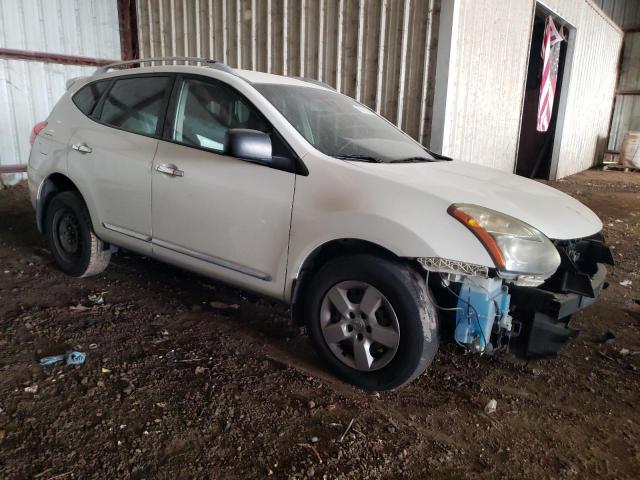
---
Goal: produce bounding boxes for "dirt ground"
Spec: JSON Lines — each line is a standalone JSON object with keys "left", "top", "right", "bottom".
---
{"left": 0, "top": 169, "right": 639, "bottom": 479}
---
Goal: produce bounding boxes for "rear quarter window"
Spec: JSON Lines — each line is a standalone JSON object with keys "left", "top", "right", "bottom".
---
{"left": 72, "top": 80, "right": 109, "bottom": 116}
{"left": 98, "top": 76, "right": 173, "bottom": 136}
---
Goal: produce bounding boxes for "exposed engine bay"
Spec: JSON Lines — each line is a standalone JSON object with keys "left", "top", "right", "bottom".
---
{"left": 424, "top": 233, "right": 614, "bottom": 358}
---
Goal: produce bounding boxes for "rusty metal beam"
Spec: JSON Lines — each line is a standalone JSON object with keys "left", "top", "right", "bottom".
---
{"left": 0, "top": 165, "right": 27, "bottom": 174}
{"left": 0, "top": 48, "right": 115, "bottom": 67}
{"left": 117, "top": 0, "right": 139, "bottom": 60}
{"left": 615, "top": 89, "right": 640, "bottom": 96}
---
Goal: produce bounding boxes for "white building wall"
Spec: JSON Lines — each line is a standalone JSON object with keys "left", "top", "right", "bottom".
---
{"left": 0, "top": 0, "right": 121, "bottom": 184}
{"left": 440, "top": 0, "right": 622, "bottom": 178}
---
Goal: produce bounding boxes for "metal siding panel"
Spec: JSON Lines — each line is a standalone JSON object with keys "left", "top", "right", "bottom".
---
{"left": 0, "top": 60, "right": 95, "bottom": 183}
{"left": 137, "top": 0, "right": 441, "bottom": 147}
{"left": 0, "top": 0, "right": 120, "bottom": 58}
{"left": 593, "top": 0, "right": 640, "bottom": 29}
{"left": 0, "top": 1, "right": 120, "bottom": 183}
{"left": 618, "top": 32, "right": 640, "bottom": 91}
{"left": 544, "top": 0, "right": 623, "bottom": 178}
{"left": 443, "top": 0, "right": 622, "bottom": 177}
{"left": 443, "top": 0, "right": 533, "bottom": 171}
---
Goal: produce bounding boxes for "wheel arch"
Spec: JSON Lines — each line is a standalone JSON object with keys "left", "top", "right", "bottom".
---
{"left": 289, "top": 238, "right": 408, "bottom": 326}
{"left": 37, "top": 173, "right": 83, "bottom": 233}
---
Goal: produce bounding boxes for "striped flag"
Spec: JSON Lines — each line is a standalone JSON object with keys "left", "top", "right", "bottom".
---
{"left": 537, "top": 17, "right": 564, "bottom": 132}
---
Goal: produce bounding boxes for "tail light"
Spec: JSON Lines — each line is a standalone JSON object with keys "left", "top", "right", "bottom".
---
{"left": 30, "top": 120, "right": 48, "bottom": 146}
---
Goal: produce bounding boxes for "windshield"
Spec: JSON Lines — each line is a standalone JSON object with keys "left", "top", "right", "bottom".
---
{"left": 254, "top": 84, "right": 435, "bottom": 163}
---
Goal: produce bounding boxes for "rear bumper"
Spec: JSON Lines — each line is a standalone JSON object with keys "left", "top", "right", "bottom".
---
{"left": 508, "top": 262, "right": 608, "bottom": 358}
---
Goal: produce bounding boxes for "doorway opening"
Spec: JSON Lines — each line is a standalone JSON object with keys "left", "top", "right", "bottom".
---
{"left": 516, "top": 8, "right": 570, "bottom": 179}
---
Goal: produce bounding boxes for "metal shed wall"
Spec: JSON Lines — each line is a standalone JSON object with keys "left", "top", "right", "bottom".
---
{"left": 439, "top": 0, "right": 623, "bottom": 178}
{"left": 0, "top": 0, "right": 121, "bottom": 183}
{"left": 135, "top": 0, "right": 441, "bottom": 145}
{"left": 592, "top": 0, "right": 640, "bottom": 29}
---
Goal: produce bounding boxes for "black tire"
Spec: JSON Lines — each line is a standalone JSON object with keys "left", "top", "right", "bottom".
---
{"left": 305, "top": 254, "right": 439, "bottom": 391}
{"left": 44, "top": 191, "right": 111, "bottom": 277}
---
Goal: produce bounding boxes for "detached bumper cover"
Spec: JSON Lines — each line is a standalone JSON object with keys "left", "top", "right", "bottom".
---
{"left": 508, "top": 235, "right": 612, "bottom": 358}
{"left": 510, "top": 262, "right": 607, "bottom": 321}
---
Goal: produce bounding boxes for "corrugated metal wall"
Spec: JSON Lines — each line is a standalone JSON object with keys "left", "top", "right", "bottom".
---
{"left": 608, "top": 31, "right": 640, "bottom": 151}
{"left": 0, "top": 0, "right": 121, "bottom": 184}
{"left": 441, "top": 0, "right": 623, "bottom": 178}
{"left": 592, "top": 0, "right": 640, "bottom": 29}
{"left": 135, "top": 0, "right": 441, "bottom": 145}
{"left": 438, "top": 0, "right": 534, "bottom": 172}
{"left": 593, "top": 0, "right": 640, "bottom": 154}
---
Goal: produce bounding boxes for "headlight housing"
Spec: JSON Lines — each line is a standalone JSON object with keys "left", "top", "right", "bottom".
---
{"left": 448, "top": 203, "right": 561, "bottom": 281}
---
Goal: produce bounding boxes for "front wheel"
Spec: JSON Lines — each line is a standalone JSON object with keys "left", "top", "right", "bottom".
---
{"left": 45, "top": 191, "right": 111, "bottom": 277}
{"left": 305, "top": 254, "right": 439, "bottom": 390}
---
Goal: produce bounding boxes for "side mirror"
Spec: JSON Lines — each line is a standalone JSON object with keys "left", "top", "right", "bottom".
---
{"left": 226, "top": 128, "right": 272, "bottom": 163}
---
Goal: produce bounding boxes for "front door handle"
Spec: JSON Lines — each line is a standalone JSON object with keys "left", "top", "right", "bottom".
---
{"left": 71, "top": 143, "right": 92, "bottom": 154}
{"left": 155, "top": 163, "right": 184, "bottom": 177}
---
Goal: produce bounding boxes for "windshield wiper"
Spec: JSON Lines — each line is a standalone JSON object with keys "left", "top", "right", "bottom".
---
{"left": 388, "top": 157, "right": 431, "bottom": 163}
{"left": 333, "top": 154, "right": 381, "bottom": 163}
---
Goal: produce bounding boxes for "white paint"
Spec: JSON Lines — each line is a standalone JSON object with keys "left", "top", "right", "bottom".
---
{"left": 396, "top": 0, "right": 411, "bottom": 127}
{"left": 300, "top": 0, "right": 306, "bottom": 77}
{"left": 251, "top": 0, "right": 257, "bottom": 70}
{"left": 355, "top": 0, "right": 365, "bottom": 102}
{"left": 267, "top": 0, "right": 272, "bottom": 73}
{"left": 318, "top": 0, "right": 324, "bottom": 81}
{"left": 375, "top": 0, "right": 387, "bottom": 114}
{"left": 336, "top": 0, "right": 344, "bottom": 92}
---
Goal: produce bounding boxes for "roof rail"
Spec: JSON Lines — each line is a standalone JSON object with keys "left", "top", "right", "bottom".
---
{"left": 95, "top": 57, "right": 235, "bottom": 75}
{"left": 293, "top": 77, "right": 336, "bottom": 91}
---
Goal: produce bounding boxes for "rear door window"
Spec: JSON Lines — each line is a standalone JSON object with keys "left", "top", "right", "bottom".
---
{"left": 72, "top": 80, "right": 109, "bottom": 116}
{"left": 99, "top": 76, "right": 173, "bottom": 136}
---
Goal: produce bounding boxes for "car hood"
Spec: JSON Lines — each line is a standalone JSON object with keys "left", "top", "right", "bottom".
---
{"left": 349, "top": 159, "right": 602, "bottom": 240}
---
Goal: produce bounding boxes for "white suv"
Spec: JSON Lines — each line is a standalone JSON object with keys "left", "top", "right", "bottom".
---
{"left": 28, "top": 58, "right": 613, "bottom": 390}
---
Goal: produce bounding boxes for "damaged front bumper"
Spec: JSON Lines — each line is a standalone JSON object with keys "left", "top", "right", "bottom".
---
{"left": 508, "top": 234, "right": 613, "bottom": 357}
{"left": 424, "top": 234, "right": 613, "bottom": 358}
{"left": 509, "top": 262, "right": 608, "bottom": 357}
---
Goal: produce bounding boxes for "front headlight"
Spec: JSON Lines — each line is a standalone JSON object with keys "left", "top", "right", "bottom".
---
{"left": 448, "top": 203, "right": 560, "bottom": 279}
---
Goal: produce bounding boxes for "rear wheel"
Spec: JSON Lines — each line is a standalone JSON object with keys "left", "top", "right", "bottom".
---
{"left": 305, "top": 254, "right": 438, "bottom": 390}
{"left": 45, "top": 191, "right": 111, "bottom": 277}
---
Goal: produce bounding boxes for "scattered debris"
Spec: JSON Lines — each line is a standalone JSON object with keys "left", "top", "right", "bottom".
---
{"left": 298, "top": 443, "right": 322, "bottom": 463}
{"left": 39, "top": 351, "right": 86, "bottom": 366}
{"left": 620, "top": 280, "right": 633, "bottom": 287}
{"left": 339, "top": 418, "right": 355, "bottom": 442}
{"left": 484, "top": 399, "right": 497, "bottom": 415}
{"left": 88, "top": 293, "right": 106, "bottom": 305}
{"left": 24, "top": 385, "right": 38, "bottom": 394}
{"left": 69, "top": 304, "right": 90, "bottom": 313}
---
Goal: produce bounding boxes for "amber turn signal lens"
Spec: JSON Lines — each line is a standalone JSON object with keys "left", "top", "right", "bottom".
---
{"left": 447, "top": 205, "right": 507, "bottom": 270}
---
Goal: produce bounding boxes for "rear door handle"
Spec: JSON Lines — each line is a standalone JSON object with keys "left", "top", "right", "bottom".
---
{"left": 71, "top": 143, "right": 92, "bottom": 154}
{"left": 155, "top": 163, "right": 184, "bottom": 177}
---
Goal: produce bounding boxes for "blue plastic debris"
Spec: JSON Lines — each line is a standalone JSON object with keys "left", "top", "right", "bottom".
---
{"left": 39, "top": 354, "right": 65, "bottom": 366}
{"left": 66, "top": 351, "right": 86, "bottom": 365}
{"left": 39, "top": 351, "right": 86, "bottom": 366}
